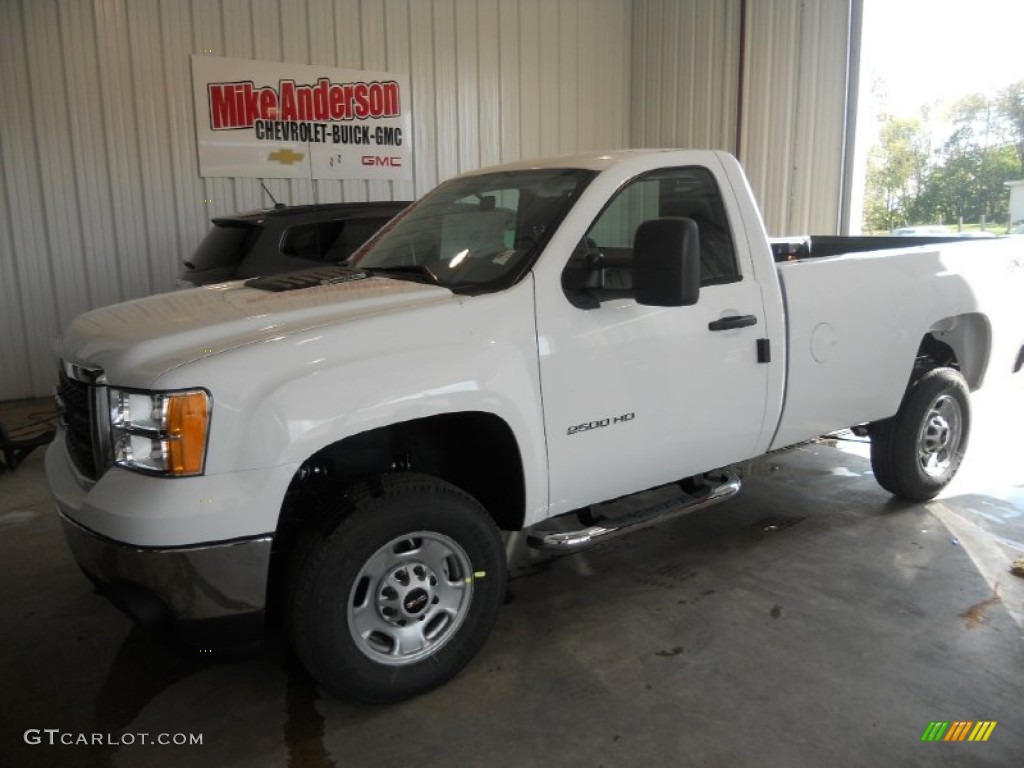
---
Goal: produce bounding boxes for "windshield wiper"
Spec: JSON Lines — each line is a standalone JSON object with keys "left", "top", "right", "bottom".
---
{"left": 365, "top": 264, "right": 442, "bottom": 286}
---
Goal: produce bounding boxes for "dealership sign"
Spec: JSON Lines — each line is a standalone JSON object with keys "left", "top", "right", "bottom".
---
{"left": 191, "top": 55, "right": 411, "bottom": 180}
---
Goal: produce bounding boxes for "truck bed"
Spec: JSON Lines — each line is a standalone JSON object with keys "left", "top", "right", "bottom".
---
{"left": 770, "top": 234, "right": 1000, "bottom": 262}
{"left": 769, "top": 237, "right": 1024, "bottom": 450}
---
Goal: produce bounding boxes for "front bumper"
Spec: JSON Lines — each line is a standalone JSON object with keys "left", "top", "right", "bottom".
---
{"left": 43, "top": 419, "right": 301, "bottom": 649}
{"left": 60, "top": 512, "right": 271, "bottom": 647}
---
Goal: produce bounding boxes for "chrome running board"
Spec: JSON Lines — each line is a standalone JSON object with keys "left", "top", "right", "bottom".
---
{"left": 525, "top": 470, "right": 741, "bottom": 552}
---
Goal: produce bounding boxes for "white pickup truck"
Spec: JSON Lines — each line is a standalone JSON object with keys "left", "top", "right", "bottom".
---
{"left": 46, "top": 150, "right": 1024, "bottom": 703}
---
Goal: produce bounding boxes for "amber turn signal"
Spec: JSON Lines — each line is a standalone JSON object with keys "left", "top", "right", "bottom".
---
{"left": 167, "top": 391, "right": 210, "bottom": 475}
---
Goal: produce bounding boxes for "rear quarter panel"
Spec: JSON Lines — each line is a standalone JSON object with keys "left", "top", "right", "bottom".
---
{"left": 771, "top": 239, "right": 1024, "bottom": 449}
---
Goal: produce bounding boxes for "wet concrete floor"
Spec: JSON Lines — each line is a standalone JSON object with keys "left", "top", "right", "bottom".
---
{"left": 2, "top": 378, "right": 1022, "bottom": 767}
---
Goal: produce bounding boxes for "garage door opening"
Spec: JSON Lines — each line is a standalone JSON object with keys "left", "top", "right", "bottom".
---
{"left": 850, "top": 0, "right": 1024, "bottom": 236}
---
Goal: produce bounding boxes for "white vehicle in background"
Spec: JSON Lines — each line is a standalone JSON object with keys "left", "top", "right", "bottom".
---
{"left": 892, "top": 225, "right": 951, "bottom": 236}
{"left": 46, "top": 149, "right": 1024, "bottom": 703}
{"left": 892, "top": 225, "right": 998, "bottom": 238}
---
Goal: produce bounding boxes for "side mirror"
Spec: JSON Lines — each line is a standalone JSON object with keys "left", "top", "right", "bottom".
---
{"left": 633, "top": 217, "right": 700, "bottom": 307}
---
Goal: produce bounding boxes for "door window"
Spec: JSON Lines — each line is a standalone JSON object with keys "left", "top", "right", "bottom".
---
{"left": 565, "top": 167, "right": 740, "bottom": 301}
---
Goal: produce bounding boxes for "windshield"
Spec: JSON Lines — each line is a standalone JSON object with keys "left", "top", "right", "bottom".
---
{"left": 350, "top": 168, "right": 595, "bottom": 291}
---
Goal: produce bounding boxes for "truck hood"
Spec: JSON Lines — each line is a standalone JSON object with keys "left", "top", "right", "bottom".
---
{"left": 59, "top": 275, "right": 454, "bottom": 387}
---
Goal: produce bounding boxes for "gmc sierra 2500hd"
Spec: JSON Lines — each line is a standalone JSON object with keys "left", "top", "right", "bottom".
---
{"left": 46, "top": 150, "right": 1024, "bottom": 703}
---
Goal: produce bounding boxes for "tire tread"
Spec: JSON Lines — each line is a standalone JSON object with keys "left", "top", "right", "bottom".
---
{"left": 288, "top": 473, "right": 506, "bottom": 703}
{"left": 869, "top": 367, "right": 970, "bottom": 501}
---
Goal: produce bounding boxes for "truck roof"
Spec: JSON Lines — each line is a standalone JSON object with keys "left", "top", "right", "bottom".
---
{"left": 458, "top": 149, "right": 727, "bottom": 175}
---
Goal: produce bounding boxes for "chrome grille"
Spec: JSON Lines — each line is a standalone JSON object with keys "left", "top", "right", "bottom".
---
{"left": 56, "top": 367, "right": 99, "bottom": 480}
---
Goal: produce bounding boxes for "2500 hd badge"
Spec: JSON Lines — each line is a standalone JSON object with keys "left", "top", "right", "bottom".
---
{"left": 566, "top": 412, "right": 636, "bottom": 435}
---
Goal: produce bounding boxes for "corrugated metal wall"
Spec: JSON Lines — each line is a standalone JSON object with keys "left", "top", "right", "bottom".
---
{"left": 630, "top": 0, "right": 742, "bottom": 151}
{"left": 0, "top": 0, "right": 632, "bottom": 399}
{"left": 631, "top": 0, "right": 854, "bottom": 236}
{"left": 1, "top": 0, "right": 854, "bottom": 399}
{"left": 741, "top": 0, "right": 852, "bottom": 235}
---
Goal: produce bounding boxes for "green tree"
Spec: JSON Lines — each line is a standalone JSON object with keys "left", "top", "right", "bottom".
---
{"left": 924, "top": 94, "right": 1017, "bottom": 226}
{"left": 996, "top": 80, "right": 1024, "bottom": 176}
{"left": 864, "top": 90, "right": 1021, "bottom": 233}
{"left": 863, "top": 116, "right": 929, "bottom": 232}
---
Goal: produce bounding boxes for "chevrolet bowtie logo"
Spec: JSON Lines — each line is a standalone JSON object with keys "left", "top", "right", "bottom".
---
{"left": 268, "top": 148, "right": 305, "bottom": 165}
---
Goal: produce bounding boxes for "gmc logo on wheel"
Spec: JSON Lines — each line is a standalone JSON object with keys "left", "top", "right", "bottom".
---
{"left": 361, "top": 155, "right": 402, "bottom": 167}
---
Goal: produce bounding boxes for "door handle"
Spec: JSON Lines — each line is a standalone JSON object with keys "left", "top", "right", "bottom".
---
{"left": 708, "top": 314, "right": 758, "bottom": 331}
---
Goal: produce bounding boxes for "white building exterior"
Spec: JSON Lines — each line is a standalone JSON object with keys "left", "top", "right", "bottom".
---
{"left": 1007, "top": 180, "right": 1024, "bottom": 227}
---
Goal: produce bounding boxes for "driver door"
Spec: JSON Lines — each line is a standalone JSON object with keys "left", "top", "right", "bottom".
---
{"left": 535, "top": 164, "right": 771, "bottom": 517}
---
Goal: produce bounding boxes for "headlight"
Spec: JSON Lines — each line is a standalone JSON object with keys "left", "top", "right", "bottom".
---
{"left": 108, "top": 388, "right": 211, "bottom": 476}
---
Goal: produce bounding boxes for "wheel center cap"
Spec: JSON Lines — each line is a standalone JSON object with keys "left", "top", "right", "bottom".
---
{"left": 403, "top": 588, "right": 429, "bottom": 616}
{"left": 930, "top": 416, "right": 950, "bottom": 449}
{"left": 376, "top": 561, "right": 438, "bottom": 624}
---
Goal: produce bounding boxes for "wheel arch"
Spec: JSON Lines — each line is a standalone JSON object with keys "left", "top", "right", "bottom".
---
{"left": 922, "top": 312, "right": 991, "bottom": 391}
{"left": 266, "top": 411, "right": 525, "bottom": 622}
{"left": 278, "top": 410, "right": 527, "bottom": 534}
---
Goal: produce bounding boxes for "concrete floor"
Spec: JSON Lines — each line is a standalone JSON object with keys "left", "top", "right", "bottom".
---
{"left": 2, "top": 379, "right": 1022, "bottom": 768}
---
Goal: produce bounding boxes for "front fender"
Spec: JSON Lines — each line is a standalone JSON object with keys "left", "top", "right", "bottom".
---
{"left": 156, "top": 277, "right": 549, "bottom": 526}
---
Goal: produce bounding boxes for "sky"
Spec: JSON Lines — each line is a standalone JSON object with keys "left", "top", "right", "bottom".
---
{"left": 861, "top": 0, "right": 1024, "bottom": 114}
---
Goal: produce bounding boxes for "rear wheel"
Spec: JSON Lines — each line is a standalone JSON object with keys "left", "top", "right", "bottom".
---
{"left": 870, "top": 367, "right": 970, "bottom": 501}
{"left": 289, "top": 473, "right": 507, "bottom": 703}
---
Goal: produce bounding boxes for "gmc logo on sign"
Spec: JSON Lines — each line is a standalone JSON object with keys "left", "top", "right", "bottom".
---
{"left": 361, "top": 155, "right": 402, "bottom": 167}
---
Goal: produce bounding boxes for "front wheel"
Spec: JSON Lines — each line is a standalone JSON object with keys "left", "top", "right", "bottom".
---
{"left": 870, "top": 367, "right": 970, "bottom": 501}
{"left": 289, "top": 473, "right": 507, "bottom": 703}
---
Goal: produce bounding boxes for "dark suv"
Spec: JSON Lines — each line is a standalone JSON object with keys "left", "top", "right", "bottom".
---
{"left": 177, "top": 201, "right": 410, "bottom": 288}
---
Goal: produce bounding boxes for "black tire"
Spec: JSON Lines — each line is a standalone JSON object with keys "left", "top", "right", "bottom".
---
{"left": 289, "top": 473, "right": 507, "bottom": 703}
{"left": 870, "top": 367, "right": 970, "bottom": 501}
